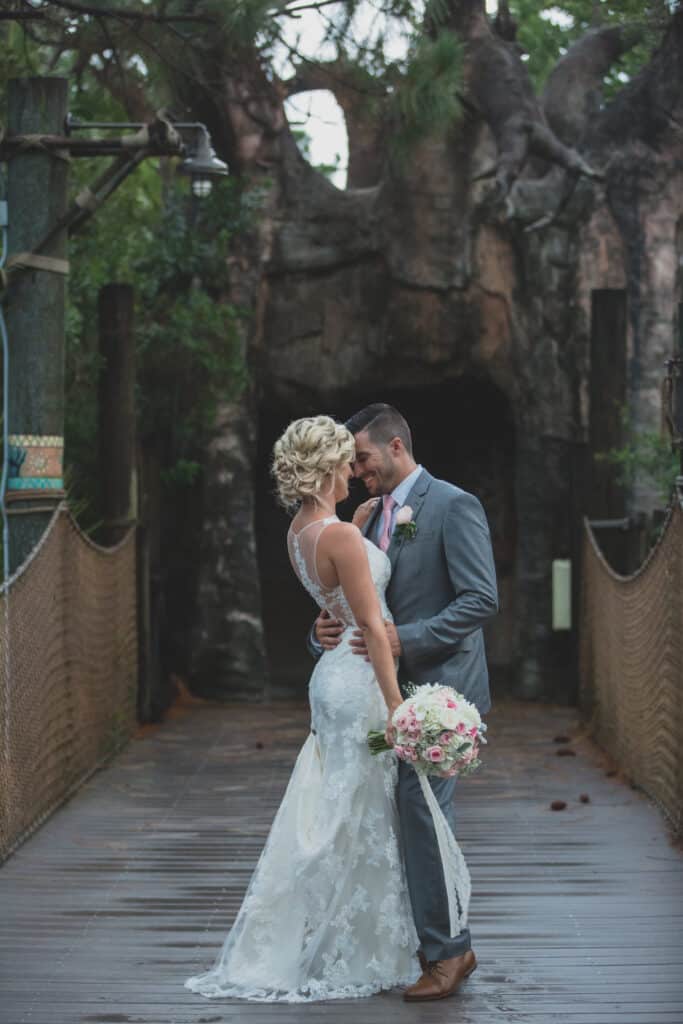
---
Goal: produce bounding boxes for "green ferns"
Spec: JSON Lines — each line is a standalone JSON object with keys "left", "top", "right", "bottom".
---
{"left": 389, "top": 30, "right": 464, "bottom": 157}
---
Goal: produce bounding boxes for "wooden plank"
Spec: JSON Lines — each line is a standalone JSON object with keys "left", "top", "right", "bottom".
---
{"left": 1, "top": 696, "right": 682, "bottom": 1024}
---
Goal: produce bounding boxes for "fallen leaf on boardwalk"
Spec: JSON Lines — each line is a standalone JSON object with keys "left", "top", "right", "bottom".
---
{"left": 550, "top": 800, "right": 567, "bottom": 811}
{"left": 579, "top": 794, "right": 591, "bottom": 803}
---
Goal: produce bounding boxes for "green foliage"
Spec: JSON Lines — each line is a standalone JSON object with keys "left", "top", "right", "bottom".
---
{"left": 511, "top": 0, "right": 669, "bottom": 95}
{"left": 0, "top": 18, "right": 253, "bottom": 534}
{"left": 65, "top": 156, "right": 248, "bottom": 529}
{"left": 596, "top": 406, "right": 679, "bottom": 505}
{"left": 388, "top": 29, "right": 464, "bottom": 158}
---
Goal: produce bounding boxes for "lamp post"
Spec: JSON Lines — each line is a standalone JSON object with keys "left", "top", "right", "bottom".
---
{"left": 3, "top": 78, "right": 69, "bottom": 575}
{"left": 177, "top": 125, "right": 229, "bottom": 197}
{"left": 0, "top": 82, "right": 229, "bottom": 574}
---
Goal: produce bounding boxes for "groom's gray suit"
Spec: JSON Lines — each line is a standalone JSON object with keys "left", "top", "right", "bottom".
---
{"left": 310, "top": 468, "right": 499, "bottom": 962}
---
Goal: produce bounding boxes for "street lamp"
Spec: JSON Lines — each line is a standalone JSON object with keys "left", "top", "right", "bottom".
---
{"left": 63, "top": 113, "right": 229, "bottom": 199}
{"left": 0, "top": 94, "right": 230, "bottom": 573}
{"left": 177, "top": 125, "right": 228, "bottom": 197}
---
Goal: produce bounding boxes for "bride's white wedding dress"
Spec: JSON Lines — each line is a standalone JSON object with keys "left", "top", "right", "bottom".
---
{"left": 184, "top": 515, "right": 420, "bottom": 1002}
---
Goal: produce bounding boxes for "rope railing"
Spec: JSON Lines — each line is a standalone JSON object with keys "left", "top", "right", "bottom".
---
{"left": 0, "top": 504, "right": 138, "bottom": 863}
{"left": 579, "top": 503, "right": 683, "bottom": 834}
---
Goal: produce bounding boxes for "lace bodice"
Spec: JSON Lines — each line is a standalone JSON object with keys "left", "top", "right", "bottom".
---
{"left": 287, "top": 515, "right": 391, "bottom": 628}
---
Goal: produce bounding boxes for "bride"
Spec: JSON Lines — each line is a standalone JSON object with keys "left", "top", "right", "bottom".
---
{"left": 183, "top": 415, "right": 421, "bottom": 1002}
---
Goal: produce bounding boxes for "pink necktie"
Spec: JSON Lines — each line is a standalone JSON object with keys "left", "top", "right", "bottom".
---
{"left": 379, "top": 494, "right": 397, "bottom": 552}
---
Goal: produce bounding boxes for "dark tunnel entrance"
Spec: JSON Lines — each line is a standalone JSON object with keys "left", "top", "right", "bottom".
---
{"left": 255, "top": 376, "right": 516, "bottom": 696}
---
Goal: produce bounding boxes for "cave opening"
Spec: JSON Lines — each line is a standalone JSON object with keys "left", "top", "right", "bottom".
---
{"left": 255, "top": 375, "right": 516, "bottom": 696}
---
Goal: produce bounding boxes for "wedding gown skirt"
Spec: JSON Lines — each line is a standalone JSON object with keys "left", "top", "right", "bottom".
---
{"left": 184, "top": 523, "right": 420, "bottom": 1002}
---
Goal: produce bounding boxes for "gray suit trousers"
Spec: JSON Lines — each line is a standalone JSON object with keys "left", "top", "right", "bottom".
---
{"left": 397, "top": 760, "right": 471, "bottom": 961}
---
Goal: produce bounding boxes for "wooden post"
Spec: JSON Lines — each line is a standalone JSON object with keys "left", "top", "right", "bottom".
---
{"left": 136, "top": 440, "right": 164, "bottom": 722}
{"left": 589, "top": 289, "right": 628, "bottom": 518}
{"left": 676, "top": 304, "right": 683, "bottom": 479}
{"left": 588, "top": 289, "right": 631, "bottom": 570}
{"left": 5, "top": 77, "right": 69, "bottom": 572}
{"left": 97, "top": 283, "right": 137, "bottom": 545}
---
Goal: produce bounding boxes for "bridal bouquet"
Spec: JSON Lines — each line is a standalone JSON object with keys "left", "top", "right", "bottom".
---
{"left": 367, "top": 683, "right": 486, "bottom": 778}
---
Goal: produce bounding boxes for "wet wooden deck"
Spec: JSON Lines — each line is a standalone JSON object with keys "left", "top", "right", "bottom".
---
{"left": 1, "top": 690, "right": 682, "bottom": 1024}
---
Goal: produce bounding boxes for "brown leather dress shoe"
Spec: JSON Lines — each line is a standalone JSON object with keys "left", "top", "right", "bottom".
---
{"left": 403, "top": 949, "right": 477, "bottom": 1002}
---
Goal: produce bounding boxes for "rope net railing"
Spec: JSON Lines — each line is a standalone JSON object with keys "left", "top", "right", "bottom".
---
{"left": 0, "top": 504, "right": 138, "bottom": 863}
{"left": 580, "top": 503, "right": 683, "bottom": 834}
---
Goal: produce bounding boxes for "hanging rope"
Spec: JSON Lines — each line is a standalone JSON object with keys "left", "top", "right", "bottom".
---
{"left": 580, "top": 506, "right": 683, "bottom": 834}
{"left": 4, "top": 252, "right": 69, "bottom": 276}
{"left": 0, "top": 506, "right": 138, "bottom": 864}
{"left": 0, "top": 132, "right": 72, "bottom": 163}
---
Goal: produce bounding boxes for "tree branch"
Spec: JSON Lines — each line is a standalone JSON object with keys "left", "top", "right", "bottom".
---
{"left": 448, "top": 1, "right": 605, "bottom": 215}
{"left": 281, "top": 58, "right": 384, "bottom": 100}
{"left": 20, "top": 0, "right": 216, "bottom": 24}
{"left": 279, "top": 0, "right": 345, "bottom": 16}
{"left": 493, "top": 0, "right": 517, "bottom": 43}
{"left": 589, "top": 7, "right": 683, "bottom": 152}
{"left": 543, "top": 24, "right": 645, "bottom": 146}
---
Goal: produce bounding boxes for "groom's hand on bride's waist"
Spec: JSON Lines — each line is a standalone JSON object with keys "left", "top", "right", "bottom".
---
{"left": 314, "top": 609, "right": 344, "bottom": 650}
{"left": 351, "top": 621, "right": 401, "bottom": 661}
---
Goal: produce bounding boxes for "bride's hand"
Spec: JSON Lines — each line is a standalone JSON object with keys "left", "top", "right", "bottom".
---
{"left": 352, "top": 498, "right": 380, "bottom": 530}
{"left": 385, "top": 704, "right": 399, "bottom": 747}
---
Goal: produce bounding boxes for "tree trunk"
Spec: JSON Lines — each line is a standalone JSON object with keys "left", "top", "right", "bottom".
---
{"left": 178, "top": 7, "right": 683, "bottom": 702}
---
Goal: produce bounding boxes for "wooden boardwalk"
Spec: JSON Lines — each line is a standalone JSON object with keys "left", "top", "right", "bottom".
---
{"left": 1, "top": 691, "right": 682, "bottom": 1024}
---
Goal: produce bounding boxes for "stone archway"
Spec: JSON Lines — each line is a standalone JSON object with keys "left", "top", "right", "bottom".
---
{"left": 254, "top": 374, "right": 516, "bottom": 695}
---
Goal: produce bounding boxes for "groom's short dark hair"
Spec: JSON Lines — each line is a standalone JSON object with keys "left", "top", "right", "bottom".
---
{"left": 345, "top": 403, "right": 413, "bottom": 455}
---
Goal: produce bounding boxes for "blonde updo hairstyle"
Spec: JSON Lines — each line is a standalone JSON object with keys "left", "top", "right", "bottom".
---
{"left": 272, "top": 415, "right": 355, "bottom": 512}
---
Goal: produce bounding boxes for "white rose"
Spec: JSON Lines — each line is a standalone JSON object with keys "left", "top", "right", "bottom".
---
{"left": 395, "top": 505, "right": 413, "bottom": 526}
{"left": 458, "top": 706, "right": 482, "bottom": 734}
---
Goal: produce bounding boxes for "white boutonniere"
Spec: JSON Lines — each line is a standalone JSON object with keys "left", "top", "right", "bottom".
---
{"left": 394, "top": 504, "right": 417, "bottom": 540}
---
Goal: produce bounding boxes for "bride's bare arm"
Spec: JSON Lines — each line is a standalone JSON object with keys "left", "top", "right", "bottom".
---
{"left": 322, "top": 523, "right": 402, "bottom": 715}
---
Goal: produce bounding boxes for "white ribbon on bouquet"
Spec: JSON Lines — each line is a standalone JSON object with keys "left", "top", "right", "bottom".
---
{"left": 416, "top": 773, "right": 471, "bottom": 938}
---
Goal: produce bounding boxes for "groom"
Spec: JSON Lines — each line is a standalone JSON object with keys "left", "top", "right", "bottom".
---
{"left": 309, "top": 403, "right": 499, "bottom": 1002}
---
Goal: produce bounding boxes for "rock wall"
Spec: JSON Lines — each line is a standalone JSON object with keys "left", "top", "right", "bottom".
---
{"left": 185, "top": 7, "right": 683, "bottom": 704}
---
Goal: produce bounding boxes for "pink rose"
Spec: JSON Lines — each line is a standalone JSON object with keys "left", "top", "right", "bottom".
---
{"left": 407, "top": 724, "right": 422, "bottom": 738}
{"left": 394, "top": 745, "right": 405, "bottom": 758}
{"left": 427, "top": 746, "right": 444, "bottom": 763}
{"left": 456, "top": 722, "right": 467, "bottom": 734}
{"left": 468, "top": 726, "right": 478, "bottom": 737}
{"left": 440, "top": 731, "right": 454, "bottom": 743}
{"left": 395, "top": 713, "right": 410, "bottom": 731}
{"left": 446, "top": 699, "right": 458, "bottom": 709}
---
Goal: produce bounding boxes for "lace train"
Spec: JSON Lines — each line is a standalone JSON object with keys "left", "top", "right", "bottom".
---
{"left": 184, "top": 726, "right": 421, "bottom": 1001}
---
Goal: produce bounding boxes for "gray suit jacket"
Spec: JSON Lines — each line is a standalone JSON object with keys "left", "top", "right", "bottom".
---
{"left": 309, "top": 469, "right": 499, "bottom": 715}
